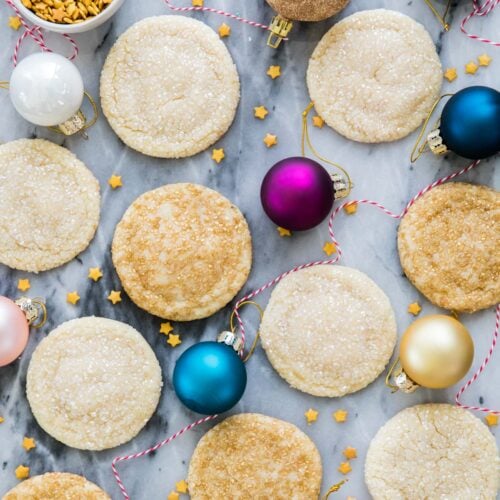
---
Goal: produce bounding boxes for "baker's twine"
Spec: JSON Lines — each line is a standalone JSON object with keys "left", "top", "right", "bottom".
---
{"left": 461, "top": 0, "right": 500, "bottom": 46}
{"left": 112, "top": 159, "right": 498, "bottom": 498}
{"left": 4, "top": 0, "right": 78, "bottom": 66}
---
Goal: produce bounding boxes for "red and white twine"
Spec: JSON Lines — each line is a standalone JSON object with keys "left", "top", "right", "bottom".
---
{"left": 112, "top": 159, "right": 499, "bottom": 498}
{"left": 461, "top": 0, "right": 500, "bottom": 46}
{"left": 3, "top": 0, "right": 78, "bottom": 66}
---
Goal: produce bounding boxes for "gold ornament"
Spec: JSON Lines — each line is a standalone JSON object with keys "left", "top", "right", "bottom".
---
{"left": 386, "top": 315, "right": 474, "bottom": 392}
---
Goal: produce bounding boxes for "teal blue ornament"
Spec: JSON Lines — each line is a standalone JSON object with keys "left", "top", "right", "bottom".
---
{"left": 429, "top": 86, "right": 500, "bottom": 160}
{"left": 173, "top": 338, "right": 247, "bottom": 415}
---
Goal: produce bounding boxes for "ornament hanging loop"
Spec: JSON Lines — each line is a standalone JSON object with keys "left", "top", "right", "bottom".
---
{"left": 410, "top": 94, "right": 453, "bottom": 163}
{"left": 424, "top": 0, "right": 452, "bottom": 30}
{"left": 301, "top": 102, "right": 353, "bottom": 197}
{"left": 267, "top": 15, "right": 293, "bottom": 48}
{"left": 49, "top": 91, "right": 99, "bottom": 137}
{"left": 14, "top": 297, "right": 47, "bottom": 329}
{"left": 323, "top": 479, "right": 348, "bottom": 499}
{"left": 385, "top": 357, "right": 419, "bottom": 394}
{"left": 230, "top": 300, "right": 263, "bottom": 362}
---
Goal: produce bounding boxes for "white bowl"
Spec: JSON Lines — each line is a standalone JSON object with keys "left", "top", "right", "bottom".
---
{"left": 12, "top": 0, "right": 126, "bottom": 33}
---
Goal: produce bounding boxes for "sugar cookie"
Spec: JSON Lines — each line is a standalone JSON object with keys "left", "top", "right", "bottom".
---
{"left": 26, "top": 317, "right": 162, "bottom": 450}
{"left": 112, "top": 183, "right": 252, "bottom": 321}
{"left": 365, "top": 404, "right": 500, "bottom": 499}
{"left": 398, "top": 183, "right": 500, "bottom": 313}
{"left": 188, "top": 413, "right": 322, "bottom": 499}
{"left": 307, "top": 9, "right": 442, "bottom": 142}
{"left": 266, "top": 0, "right": 349, "bottom": 21}
{"left": 2, "top": 472, "right": 110, "bottom": 499}
{"left": 100, "top": 16, "right": 240, "bottom": 158}
{"left": 260, "top": 266, "right": 397, "bottom": 397}
{"left": 0, "top": 139, "right": 100, "bottom": 273}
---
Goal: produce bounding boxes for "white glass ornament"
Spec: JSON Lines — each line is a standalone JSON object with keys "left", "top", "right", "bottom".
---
{"left": 9, "top": 52, "right": 84, "bottom": 127}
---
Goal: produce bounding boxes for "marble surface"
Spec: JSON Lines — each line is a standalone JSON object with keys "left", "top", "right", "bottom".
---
{"left": 0, "top": 0, "right": 499, "bottom": 498}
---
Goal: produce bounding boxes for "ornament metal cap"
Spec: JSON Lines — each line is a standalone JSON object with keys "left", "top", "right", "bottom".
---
{"left": 427, "top": 128, "right": 449, "bottom": 156}
{"left": 267, "top": 15, "right": 293, "bottom": 48}
{"left": 217, "top": 331, "right": 244, "bottom": 353}
{"left": 331, "top": 173, "right": 349, "bottom": 199}
{"left": 386, "top": 358, "right": 420, "bottom": 393}
{"left": 14, "top": 297, "right": 47, "bottom": 328}
{"left": 50, "top": 92, "right": 99, "bottom": 137}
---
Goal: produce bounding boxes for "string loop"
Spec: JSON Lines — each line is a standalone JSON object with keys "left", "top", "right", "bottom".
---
{"left": 461, "top": 0, "right": 500, "bottom": 46}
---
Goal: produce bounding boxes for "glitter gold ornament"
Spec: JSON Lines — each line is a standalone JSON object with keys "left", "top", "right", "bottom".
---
{"left": 387, "top": 315, "right": 474, "bottom": 392}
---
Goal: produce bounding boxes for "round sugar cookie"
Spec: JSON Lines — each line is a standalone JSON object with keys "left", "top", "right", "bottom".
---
{"left": 398, "top": 182, "right": 500, "bottom": 313}
{"left": 260, "top": 266, "right": 397, "bottom": 397}
{"left": 188, "top": 413, "right": 322, "bottom": 499}
{"left": 26, "top": 317, "right": 162, "bottom": 450}
{"left": 0, "top": 139, "right": 100, "bottom": 273}
{"left": 100, "top": 16, "right": 240, "bottom": 158}
{"left": 2, "top": 472, "right": 110, "bottom": 500}
{"left": 307, "top": 9, "right": 442, "bottom": 142}
{"left": 112, "top": 183, "right": 252, "bottom": 321}
{"left": 266, "top": 0, "right": 349, "bottom": 21}
{"left": 365, "top": 404, "right": 500, "bottom": 500}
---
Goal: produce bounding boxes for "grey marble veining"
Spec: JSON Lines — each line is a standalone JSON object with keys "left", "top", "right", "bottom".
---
{"left": 0, "top": 0, "right": 498, "bottom": 498}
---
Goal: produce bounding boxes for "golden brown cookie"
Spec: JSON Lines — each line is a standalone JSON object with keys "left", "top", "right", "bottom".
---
{"left": 2, "top": 472, "right": 109, "bottom": 499}
{"left": 365, "top": 404, "right": 500, "bottom": 500}
{"left": 112, "top": 183, "right": 252, "bottom": 321}
{"left": 398, "top": 182, "right": 499, "bottom": 313}
{"left": 188, "top": 413, "right": 322, "bottom": 499}
{"left": 266, "top": 0, "right": 349, "bottom": 21}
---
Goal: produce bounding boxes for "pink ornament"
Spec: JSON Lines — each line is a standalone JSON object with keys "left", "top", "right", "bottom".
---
{"left": 261, "top": 157, "right": 337, "bottom": 231}
{"left": 0, "top": 297, "right": 30, "bottom": 367}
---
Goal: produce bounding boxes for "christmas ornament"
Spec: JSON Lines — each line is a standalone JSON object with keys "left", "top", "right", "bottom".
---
{"left": 412, "top": 86, "right": 500, "bottom": 161}
{"left": 173, "top": 333, "right": 247, "bottom": 415}
{"left": 6, "top": 52, "right": 97, "bottom": 135}
{"left": 260, "top": 104, "right": 351, "bottom": 231}
{"left": 0, "top": 296, "right": 46, "bottom": 367}
{"left": 386, "top": 315, "right": 474, "bottom": 392}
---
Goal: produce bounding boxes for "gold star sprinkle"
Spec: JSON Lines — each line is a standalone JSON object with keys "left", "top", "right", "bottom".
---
{"left": 17, "top": 279, "right": 31, "bottom": 292}
{"left": 465, "top": 61, "right": 478, "bottom": 74}
{"left": 305, "top": 408, "right": 318, "bottom": 424}
{"left": 107, "top": 291, "right": 122, "bottom": 305}
{"left": 267, "top": 65, "right": 281, "bottom": 79}
{"left": 88, "top": 267, "right": 103, "bottom": 282}
{"left": 485, "top": 414, "right": 498, "bottom": 427}
{"left": 167, "top": 492, "right": 180, "bottom": 500}
{"left": 212, "top": 148, "right": 225, "bottom": 164}
{"left": 176, "top": 480, "right": 188, "bottom": 494}
{"left": 478, "top": 54, "right": 492, "bottom": 66}
{"left": 15, "top": 465, "right": 30, "bottom": 480}
{"left": 108, "top": 175, "right": 122, "bottom": 189}
{"left": 333, "top": 409, "right": 348, "bottom": 423}
{"left": 167, "top": 334, "right": 182, "bottom": 348}
{"left": 312, "top": 115, "right": 324, "bottom": 128}
{"left": 66, "top": 291, "right": 80, "bottom": 305}
{"left": 254, "top": 106, "right": 269, "bottom": 120}
{"left": 277, "top": 227, "right": 291, "bottom": 237}
{"left": 338, "top": 462, "right": 352, "bottom": 475}
{"left": 443, "top": 67, "right": 457, "bottom": 82}
{"left": 192, "top": 0, "right": 203, "bottom": 6}
{"left": 323, "top": 242, "right": 336, "bottom": 256}
{"left": 343, "top": 446, "right": 357, "bottom": 459}
{"left": 0, "top": 416, "right": 4, "bottom": 423}
{"left": 22, "top": 437, "right": 36, "bottom": 451}
{"left": 408, "top": 302, "right": 422, "bottom": 316}
{"left": 344, "top": 202, "right": 357, "bottom": 215}
{"left": 8, "top": 16, "right": 22, "bottom": 30}
{"left": 51, "top": 8, "right": 65, "bottom": 22}
{"left": 263, "top": 133, "right": 278, "bottom": 148}
{"left": 160, "top": 322, "right": 174, "bottom": 336}
{"left": 218, "top": 23, "right": 231, "bottom": 38}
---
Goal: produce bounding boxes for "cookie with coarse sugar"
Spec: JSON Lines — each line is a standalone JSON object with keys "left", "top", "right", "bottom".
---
{"left": 188, "top": 413, "right": 322, "bottom": 499}
{"left": 2, "top": 472, "right": 110, "bottom": 499}
{"left": 307, "top": 9, "right": 442, "bottom": 142}
{"left": 0, "top": 138, "right": 100, "bottom": 273}
{"left": 266, "top": 0, "right": 349, "bottom": 21}
{"left": 112, "top": 183, "right": 252, "bottom": 321}
{"left": 100, "top": 15, "right": 240, "bottom": 158}
{"left": 365, "top": 404, "right": 500, "bottom": 500}
{"left": 398, "top": 182, "right": 500, "bottom": 313}
{"left": 26, "top": 317, "right": 162, "bottom": 451}
{"left": 260, "top": 265, "right": 397, "bottom": 397}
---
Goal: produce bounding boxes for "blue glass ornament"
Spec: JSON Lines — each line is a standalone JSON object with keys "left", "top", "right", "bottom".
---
{"left": 173, "top": 341, "right": 247, "bottom": 415}
{"left": 439, "top": 86, "right": 500, "bottom": 159}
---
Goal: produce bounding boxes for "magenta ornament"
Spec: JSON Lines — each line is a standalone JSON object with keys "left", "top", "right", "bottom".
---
{"left": 260, "top": 157, "right": 335, "bottom": 231}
